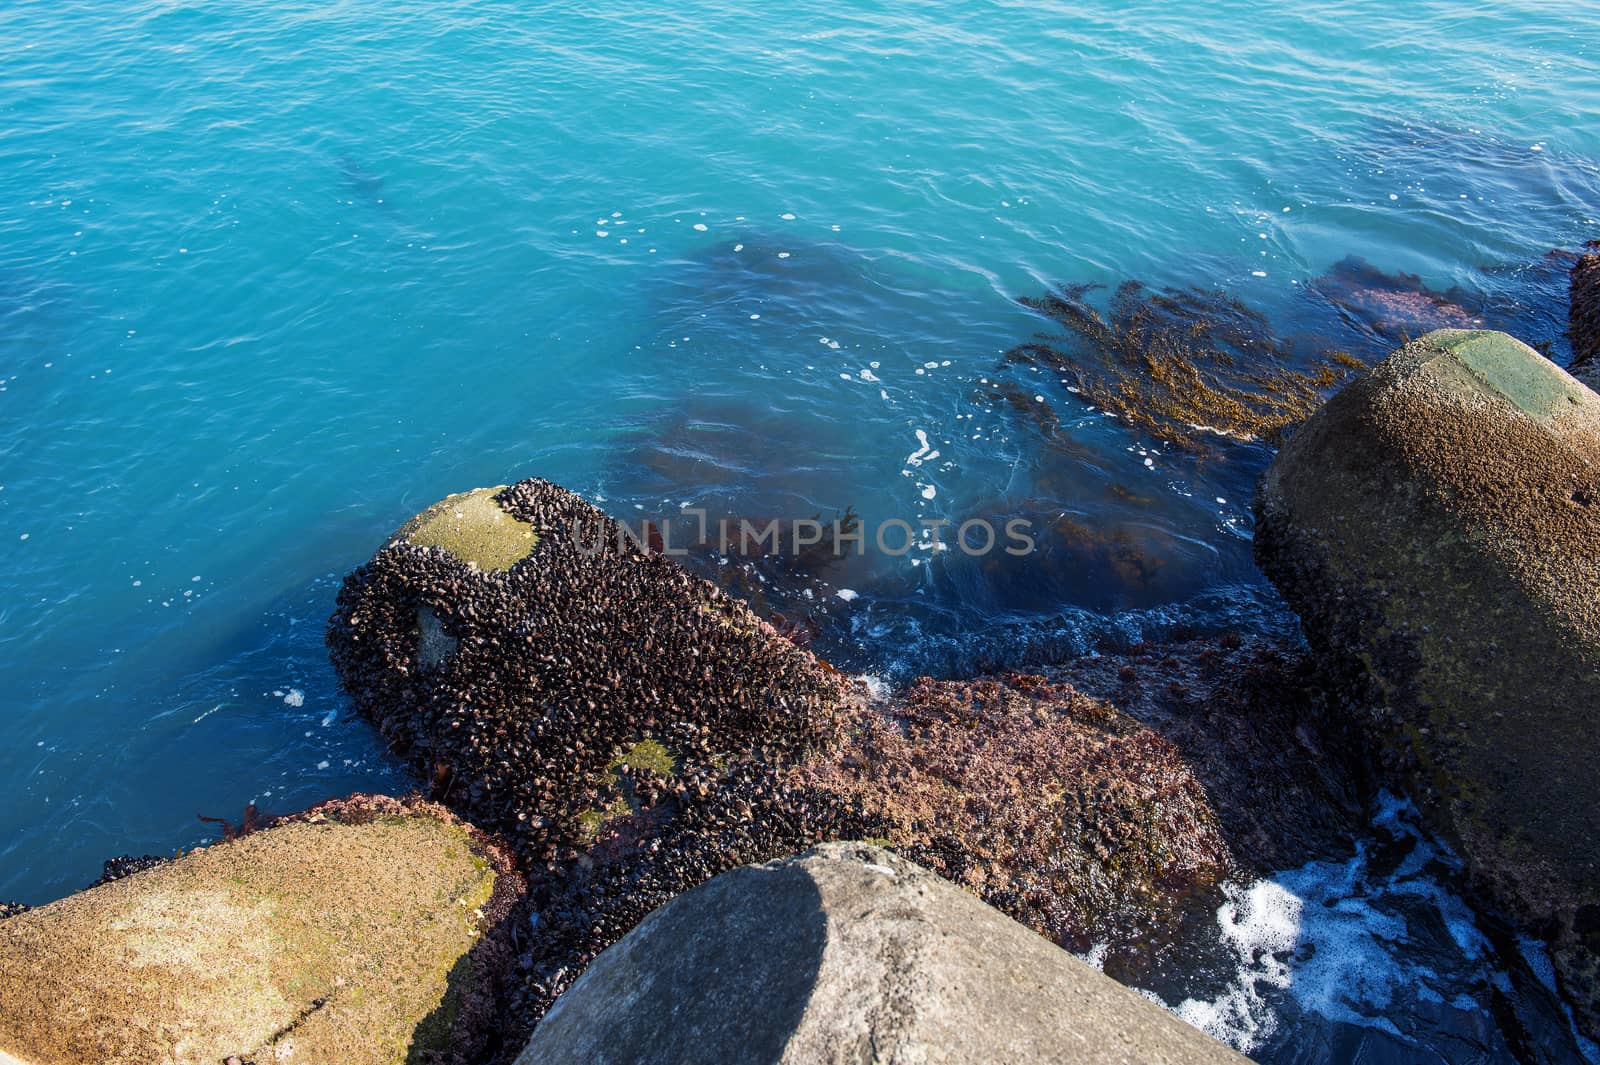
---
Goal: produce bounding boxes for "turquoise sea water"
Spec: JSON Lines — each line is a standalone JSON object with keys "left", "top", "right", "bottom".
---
{"left": 3, "top": 0, "right": 1598, "bottom": 1058}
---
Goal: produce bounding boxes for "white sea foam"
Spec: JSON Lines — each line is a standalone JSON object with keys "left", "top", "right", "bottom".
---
{"left": 1160, "top": 793, "right": 1593, "bottom": 1057}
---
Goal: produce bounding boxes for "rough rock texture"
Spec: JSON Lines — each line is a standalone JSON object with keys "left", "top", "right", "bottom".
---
{"left": 329, "top": 479, "right": 852, "bottom": 868}
{"left": 1572, "top": 241, "right": 1600, "bottom": 390}
{"left": 796, "top": 674, "right": 1236, "bottom": 949}
{"left": 516, "top": 843, "right": 1246, "bottom": 1065}
{"left": 329, "top": 480, "right": 872, "bottom": 1029}
{"left": 329, "top": 480, "right": 1240, "bottom": 1039}
{"left": 0, "top": 794, "right": 524, "bottom": 1065}
{"left": 1050, "top": 636, "right": 1370, "bottom": 872}
{"left": 1254, "top": 329, "right": 1600, "bottom": 1037}
{"left": 394, "top": 486, "right": 541, "bottom": 572}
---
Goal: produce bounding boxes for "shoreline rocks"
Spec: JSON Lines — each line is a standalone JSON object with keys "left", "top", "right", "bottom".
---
{"left": 1254, "top": 328, "right": 1600, "bottom": 1038}
{"left": 0, "top": 794, "right": 524, "bottom": 1065}
{"left": 516, "top": 842, "right": 1247, "bottom": 1065}
{"left": 795, "top": 673, "right": 1236, "bottom": 949}
{"left": 329, "top": 479, "right": 1250, "bottom": 1037}
{"left": 1047, "top": 635, "right": 1369, "bottom": 874}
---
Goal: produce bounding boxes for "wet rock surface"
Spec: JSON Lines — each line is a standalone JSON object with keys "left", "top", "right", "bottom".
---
{"left": 516, "top": 842, "right": 1247, "bottom": 1065}
{"left": 1049, "top": 636, "right": 1370, "bottom": 874}
{"left": 1571, "top": 241, "right": 1600, "bottom": 390}
{"left": 1255, "top": 328, "right": 1600, "bottom": 1038}
{"left": 796, "top": 673, "right": 1237, "bottom": 950}
{"left": 0, "top": 794, "right": 523, "bottom": 1065}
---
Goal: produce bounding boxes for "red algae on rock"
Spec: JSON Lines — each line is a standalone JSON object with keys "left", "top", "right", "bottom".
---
{"left": 795, "top": 674, "right": 1237, "bottom": 950}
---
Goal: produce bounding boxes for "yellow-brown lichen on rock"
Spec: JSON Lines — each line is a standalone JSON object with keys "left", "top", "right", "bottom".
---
{"left": 0, "top": 794, "right": 523, "bottom": 1065}
{"left": 392, "top": 486, "right": 540, "bottom": 572}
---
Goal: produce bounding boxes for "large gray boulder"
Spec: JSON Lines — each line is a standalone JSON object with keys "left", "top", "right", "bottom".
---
{"left": 1254, "top": 329, "right": 1600, "bottom": 1036}
{"left": 516, "top": 842, "right": 1244, "bottom": 1065}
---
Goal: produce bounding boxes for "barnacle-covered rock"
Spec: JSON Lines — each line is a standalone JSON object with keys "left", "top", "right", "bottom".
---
{"left": 0, "top": 794, "right": 523, "bottom": 1065}
{"left": 1256, "top": 329, "right": 1600, "bottom": 1037}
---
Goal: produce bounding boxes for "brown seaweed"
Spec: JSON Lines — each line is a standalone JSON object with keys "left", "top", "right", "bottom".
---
{"left": 1006, "top": 281, "right": 1362, "bottom": 452}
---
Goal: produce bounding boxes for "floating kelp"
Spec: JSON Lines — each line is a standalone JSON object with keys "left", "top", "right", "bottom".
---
{"left": 1005, "top": 281, "right": 1363, "bottom": 452}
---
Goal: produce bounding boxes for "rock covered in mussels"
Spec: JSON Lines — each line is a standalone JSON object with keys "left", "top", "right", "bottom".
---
{"left": 328, "top": 479, "right": 852, "bottom": 860}
{"left": 328, "top": 479, "right": 871, "bottom": 1023}
{"left": 0, "top": 794, "right": 523, "bottom": 1065}
{"left": 517, "top": 843, "right": 1248, "bottom": 1065}
{"left": 1255, "top": 329, "right": 1600, "bottom": 1038}
{"left": 328, "top": 479, "right": 1242, "bottom": 1037}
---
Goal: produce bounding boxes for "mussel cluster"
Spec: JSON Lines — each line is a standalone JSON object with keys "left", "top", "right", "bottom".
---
{"left": 327, "top": 479, "right": 876, "bottom": 1032}
{"left": 88, "top": 854, "right": 168, "bottom": 888}
{"left": 328, "top": 478, "right": 1255, "bottom": 1040}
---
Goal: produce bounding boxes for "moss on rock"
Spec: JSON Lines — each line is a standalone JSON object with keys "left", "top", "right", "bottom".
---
{"left": 0, "top": 795, "right": 523, "bottom": 1065}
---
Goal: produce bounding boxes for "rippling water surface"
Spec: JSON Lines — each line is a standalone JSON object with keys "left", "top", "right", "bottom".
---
{"left": 2, "top": 0, "right": 1598, "bottom": 1058}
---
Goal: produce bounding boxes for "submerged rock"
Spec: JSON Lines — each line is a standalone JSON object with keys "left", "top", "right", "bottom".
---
{"left": 517, "top": 842, "right": 1246, "bottom": 1065}
{"left": 1254, "top": 328, "right": 1600, "bottom": 1037}
{"left": 1571, "top": 241, "right": 1600, "bottom": 390}
{"left": 0, "top": 794, "right": 523, "bottom": 1065}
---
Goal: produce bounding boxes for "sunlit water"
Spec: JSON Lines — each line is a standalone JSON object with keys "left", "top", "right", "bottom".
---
{"left": 2, "top": 0, "right": 1598, "bottom": 1058}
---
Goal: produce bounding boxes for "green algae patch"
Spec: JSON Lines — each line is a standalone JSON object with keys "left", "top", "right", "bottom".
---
{"left": 0, "top": 798, "right": 509, "bottom": 1065}
{"left": 1426, "top": 328, "right": 1590, "bottom": 422}
{"left": 394, "top": 487, "right": 539, "bottom": 572}
{"left": 578, "top": 739, "right": 683, "bottom": 837}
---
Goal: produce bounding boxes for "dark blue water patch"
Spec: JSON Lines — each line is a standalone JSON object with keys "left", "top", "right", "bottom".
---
{"left": 335, "top": 152, "right": 389, "bottom": 208}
